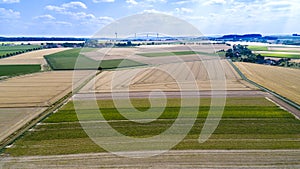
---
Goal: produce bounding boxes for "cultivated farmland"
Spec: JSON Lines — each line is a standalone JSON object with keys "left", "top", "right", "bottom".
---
{"left": 0, "top": 48, "right": 69, "bottom": 65}
{"left": 0, "top": 70, "right": 94, "bottom": 143}
{"left": 0, "top": 45, "right": 42, "bottom": 58}
{"left": 79, "top": 44, "right": 253, "bottom": 92}
{"left": 4, "top": 97, "right": 300, "bottom": 156}
{"left": 45, "top": 48, "right": 146, "bottom": 70}
{"left": 235, "top": 62, "right": 300, "bottom": 105}
{"left": 1, "top": 44, "right": 299, "bottom": 168}
{"left": 0, "top": 65, "right": 41, "bottom": 77}
{"left": 80, "top": 60, "right": 255, "bottom": 93}
{"left": 248, "top": 45, "right": 300, "bottom": 59}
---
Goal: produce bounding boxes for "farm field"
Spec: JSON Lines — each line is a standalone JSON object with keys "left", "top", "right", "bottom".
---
{"left": 45, "top": 48, "right": 146, "bottom": 70}
{"left": 248, "top": 45, "right": 300, "bottom": 52}
{"left": 82, "top": 44, "right": 230, "bottom": 65}
{"left": 255, "top": 52, "right": 300, "bottom": 59}
{"left": 2, "top": 150, "right": 299, "bottom": 168}
{"left": 1, "top": 44, "right": 299, "bottom": 168}
{"left": 235, "top": 62, "right": 300, "bottom": 105}
{"left": 248, "top": 45, "right": 300, "bottom": 59}
{"left": 0, "top": 45, "right": 41, "bottom": 58}
{"left": 77, "top": 44, "right": 254, "bottom": 93}
{"left": 80, "top": 60, "right": 256, "bottom": 93}
{"left": 0, "top": 70, "right": 94, "bottom": 143}
{"left": 4, "top": 97, "right": 300, "bottom": 156}
{"left": 137, "top": 51, "right": 217, "bottom": 57}
{"left": 0, "top": 65, "right": 41, "bottom": 77}
{"left": 0, "top": 48, "right": 69, "bottom": 65}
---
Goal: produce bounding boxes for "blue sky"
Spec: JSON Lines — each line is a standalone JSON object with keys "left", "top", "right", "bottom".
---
{"left": 0, "top": 0, "right": 299, "bottom": 37}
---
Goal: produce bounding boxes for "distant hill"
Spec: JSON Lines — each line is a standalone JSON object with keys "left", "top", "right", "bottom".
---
{"left": 219, "top": 34, "right": 262, "bottom": 40}
{"left": 0, "top": 37, "right": 86, "bottom": 42}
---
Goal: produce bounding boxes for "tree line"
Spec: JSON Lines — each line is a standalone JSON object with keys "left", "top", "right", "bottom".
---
{"left": 225, "top": 44, "right": 300, "bottom": 69}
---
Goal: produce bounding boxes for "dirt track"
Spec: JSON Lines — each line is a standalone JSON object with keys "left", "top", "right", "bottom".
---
{"left": 1, "top": 150, "right": 299, "bottom": 168}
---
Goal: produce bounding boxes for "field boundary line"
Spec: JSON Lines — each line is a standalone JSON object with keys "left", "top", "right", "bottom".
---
{"left": 228, "top": 59, "right": 300, "bottom": 112}
{"left": 0, "top": 70, "right": 100, "bottom": 154}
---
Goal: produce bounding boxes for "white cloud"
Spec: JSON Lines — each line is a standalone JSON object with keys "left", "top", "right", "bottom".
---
{"left": 45, "top": 0, "right": 115, "bottom": 26}
{"left": 126, "top": 0, "right": 138, "bottom": 5}
{"left": 142, "top": 9, "right": 172, "bottom": 15}
{"left": 45, "top": 5, "right": 64, "bottom": 12}
{"left": 146, "top": 0, "right": 167, "bottom": 3}
{"left": 93, "top": 0, "right": 115, "bottom": 2}
{"left": 172, "top": 0, "right": 197, "bottom": 5}
{"left": 62, "top": 1, "right": 87, "bottom": 9}
{"left": 203, "top": 0, "right": 227, "bottom": 6}
{"left": 126, "top": 0, "right": 166, "bottom": 8}
{"left": 46, "top": 1, "right": 87, "bottom": 12}
{"left": 83, "top": 16, "right": 114, "bottom": 24}
{"left": 45, "top": 1, "right": 114, "bottom": 26}
{"left": 47, "top": 21, "right": 73, "bottom": 26}
{"left": 98, "top": 16, "right": 114, "bottom": 21}
{"left": 34, "top": 14, "right": 56, "bottom": 20}
{"left": 72, "top": 12, "right": 96, "bottom": 19}
{"left": 0, "top": 8, "right": 20, "bottom": 19}
{"left": 81, "top": 16, "right": 114, "bottom": 25}
{"left": 175, "top": 7, "right": 193, "bottom": 14}
{"left": 0, "top": 0, "right": 19, "bottom": 3}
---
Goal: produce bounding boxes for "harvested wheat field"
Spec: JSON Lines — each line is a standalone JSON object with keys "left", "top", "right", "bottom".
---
{"left": 136, "top": 44, "right": 230, "bottom": 53}
{"left": 79, "top": 44, "right": 250, "bottom": 93}
{"left": 235, "top": 62, "right": 300, "bottom": 105}
{"left": 0, "top": 48, "right": 70, "bottom": 65}
{"left": 0, "top": 71, "right": 92, "bottom": 108}
{"left": 82, "top": 44, "right": 229, "bottom": 65}
{"left": 0, "top": 108, "right": 46, "bottom": 143}
{"left": 0, "top": 70, "right": 93, "bottom": 143}
{"left": 80, "top": 59, "right": 256, "bottom": 93}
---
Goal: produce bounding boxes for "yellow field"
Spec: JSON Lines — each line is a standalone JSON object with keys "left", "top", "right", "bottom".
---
{"left": 235, "top": 62, "right": 300, "bottom": 105}
{"left": 82, "top": 44, "right": 230, "bottom": 65}
{"left": 0, "top": 48, "right": 70, "bottom": 65}
{"left": 0, "top": 71, "right": 92, "bottom": 107}
{"left": 80, "top": 44, "right": 254, "bottom": 93}
{"left": 80, "top": 60, "right": 256, "bottom": 93}
{"left": 0, "top": 70, "right": 93, "bottom": 143}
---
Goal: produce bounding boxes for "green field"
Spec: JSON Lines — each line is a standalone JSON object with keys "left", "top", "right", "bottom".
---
{"left": 247, "top": 46, "right": 300, "bottom": 59}
{"left": 259, "top": 53, "right": 300, "bottom": 59}
{"left": 5, "top": 97, "right": 300, "bottom": 156}
{"left": 0, "top": 65, "right": 41, "bottom": 77}
{"left": 247, "top": 46, "right": 269, "bottom": 51}
{"left": 138, "top": 51, "right": 217, "bottom": 57}
{"left": 0, "top": 45, "right": 42, "bottom": 58}
{"left": 44, "top": 48, "right": 146, "bottom": 70}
